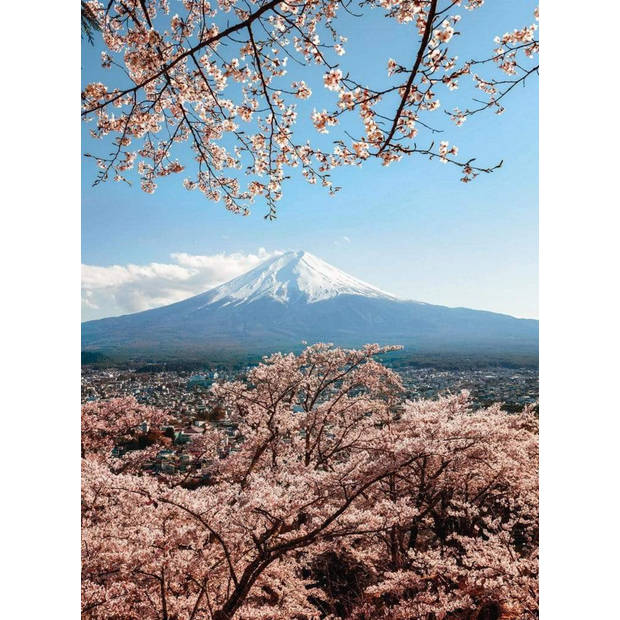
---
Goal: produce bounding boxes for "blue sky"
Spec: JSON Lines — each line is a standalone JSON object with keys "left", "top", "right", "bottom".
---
{"left": 82, "top": 0, "right": 538, "bottom": 321}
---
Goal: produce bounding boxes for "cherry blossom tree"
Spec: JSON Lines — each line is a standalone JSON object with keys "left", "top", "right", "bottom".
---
{"left": 81, "top": 0, "right": 539, "bottom": 218}
{"left": 341, "top": 393, "right": 539, "bottom": 618}
{"left": 82, "top": 344, "right": 538, "bottom": 618}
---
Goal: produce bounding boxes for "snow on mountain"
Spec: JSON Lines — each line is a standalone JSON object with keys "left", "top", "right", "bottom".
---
{"left": 82, "top": 249, "right": 538, "bottom": 358}
{"left": 203, "top": 251, "right": 398, "bottom": 306}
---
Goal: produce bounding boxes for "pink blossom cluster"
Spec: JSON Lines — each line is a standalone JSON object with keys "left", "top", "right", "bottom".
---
{"left": 82, "top": 0, "right": 538, "bottom": 215}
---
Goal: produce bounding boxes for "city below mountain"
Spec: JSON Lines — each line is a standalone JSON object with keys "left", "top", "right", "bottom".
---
{"left": 82, "top": 251, "right": 538, "bottom": 361}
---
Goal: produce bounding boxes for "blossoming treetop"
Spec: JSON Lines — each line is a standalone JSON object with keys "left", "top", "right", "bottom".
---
{"left": 82, "top": 344, "right": 538, "bottom": 618}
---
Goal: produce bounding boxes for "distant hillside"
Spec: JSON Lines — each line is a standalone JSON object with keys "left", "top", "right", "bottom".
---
{"left": 81, "top": 351, "right": 112, "bottom": 365}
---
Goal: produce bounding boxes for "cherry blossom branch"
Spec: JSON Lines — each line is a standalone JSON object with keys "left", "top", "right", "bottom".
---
{"left": 82, "top": 0, "right": 286, "bottom": 116}
{"left": 82, "top": 1, "right": 539, "bottom": 214}
{"left": 377, "top": 0, "right": 438, "bottom": 154}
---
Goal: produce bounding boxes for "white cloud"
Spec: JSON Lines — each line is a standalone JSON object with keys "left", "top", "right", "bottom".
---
{"left": 333, "top": 235, "right": 351, "bottom": 247}
{"left": 82, "top": 248, "right": 281, "bottom": 321}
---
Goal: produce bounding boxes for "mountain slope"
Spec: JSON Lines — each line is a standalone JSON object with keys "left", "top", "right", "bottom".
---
{"left": 82, "top": 251, "right": 538, "bottom": 357}
{"left": 203, "top": 251, "right": 398, "bottom": 305}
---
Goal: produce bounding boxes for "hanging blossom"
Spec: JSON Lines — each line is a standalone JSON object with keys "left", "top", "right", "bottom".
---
{"left": 82, "top": 0, "right": 539, "bottom": 217}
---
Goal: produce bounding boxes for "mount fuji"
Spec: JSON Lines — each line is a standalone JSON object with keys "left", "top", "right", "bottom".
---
{"left": 82, "top": 251, "right": 538, "bottom": 359}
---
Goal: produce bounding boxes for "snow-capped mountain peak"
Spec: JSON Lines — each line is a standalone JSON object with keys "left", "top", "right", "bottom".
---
{"left": 204, "top": 250, "right": 398, "bottom": 306}
{"left": 83, "top": 249, "right": 538, "bottom": 357}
